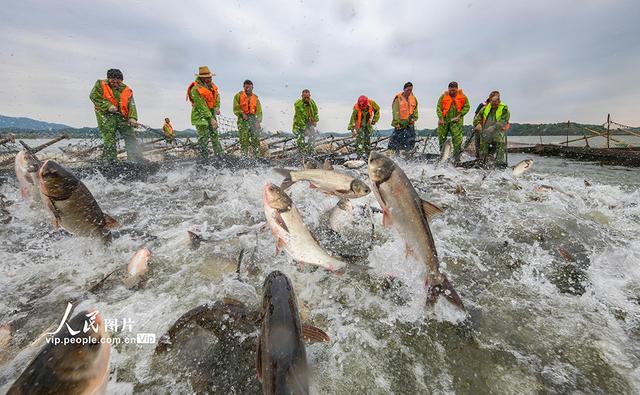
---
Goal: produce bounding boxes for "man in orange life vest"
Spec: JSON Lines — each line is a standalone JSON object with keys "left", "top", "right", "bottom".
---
{"left": 233, "top": 80, "right": 263, "bottom": 156}
{"left": 187, "top": 66, "right": 222, "bottom": 156}
{"left": 348, "top": 95, "right": 380, "bottom": 158}
{"left": 162, "top": 117, "right": 176, "bottom": 145}
{"left": 436, "top": 81, "right": 470, "bottom": 163}
{"left": 89, "top": 69, "right": 141, "bottom": 161}
{"left": 389, "top": 82, "right": 419, "bottom": 153}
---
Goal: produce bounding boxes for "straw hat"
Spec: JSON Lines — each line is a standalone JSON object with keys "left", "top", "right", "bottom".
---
{"left": 195, "top": 66, "right": 215, "bottom": 78}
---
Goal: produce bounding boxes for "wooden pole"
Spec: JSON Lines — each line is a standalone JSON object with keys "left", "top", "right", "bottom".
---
{"left": 0, "top": 133, "right": 16, "bottom": 146}
{"left": 0, "top": 134, "right": 69, "bottom": 166}
{"left": 607, "top": 113, "right": 611, "bottom": 148}
{"left": 566, "top": 121, "right": 570, "bottom": 147}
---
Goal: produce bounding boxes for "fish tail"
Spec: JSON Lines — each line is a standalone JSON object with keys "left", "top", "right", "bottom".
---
{"left": 187, "top": 230, "right": 203, "bottom": 250}
{"left": 426, "top": 275, "right": 465, "bottom": 311}
{"left": 274, "top": 168, "right": 295, "bottom": 189}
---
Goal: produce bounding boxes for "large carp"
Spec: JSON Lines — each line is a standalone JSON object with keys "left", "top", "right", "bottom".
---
{"left": 368, "top": 152, "right": 464, "bottom": 310}
{"left": 263, "top": 182, "right": 348, "bottom": 273}
{"left": 8, "top": 310, "right": 110, "bottom": 395}
{"left": 37, "top": 160, "right": 117, "bottom": 241}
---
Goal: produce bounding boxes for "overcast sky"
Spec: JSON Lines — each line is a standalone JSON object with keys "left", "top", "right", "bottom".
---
{"left": 1, "top": 0, "right": 639, "bottom": 132}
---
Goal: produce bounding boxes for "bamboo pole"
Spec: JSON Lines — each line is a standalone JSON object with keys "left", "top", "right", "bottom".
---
{"left": 0, "top": 133, "right": 16, "bottom": 146}
{"left": 0, "top": 134, "right": 69, "bottom": 166}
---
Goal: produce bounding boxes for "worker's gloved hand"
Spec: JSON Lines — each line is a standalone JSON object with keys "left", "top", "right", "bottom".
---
{"left": 210, "top": 118, "right": 218, "bottom": 129}
{"left": 351, "top": 129, "right": 357, "bottom": 138}
{"left": 128, "top": 118, "right": 138, "bottom": 127}
{"left": 474, "top": 124, "right": 482, "bottom": 133}
{"left": 394, "top": 125, "right": 400, "bottom": 130}
{"left": 215, "top": 108, "right": 221, "bottom": 116}
{"left": 108, "top": 105, "right": 118, "bottom": 113}
{"left": 242, "top": 113, "right": 248, "bottom": 121}
{"left": 452, "top": 115, "right": 461, "bottom": 123}
{"left": 438, "top": 118, "right": 444, "bottom": 126}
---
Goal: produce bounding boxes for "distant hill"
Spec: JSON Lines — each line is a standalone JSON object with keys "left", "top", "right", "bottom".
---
{"left": 0, "top": 115, "right": 71, "bottom": 130}
{"left": 0, "top": 114, "right": 632, "bottom": 139}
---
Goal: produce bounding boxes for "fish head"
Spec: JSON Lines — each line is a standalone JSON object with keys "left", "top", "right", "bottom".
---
{"left": 259, "top": 270, "right": 308, "bottom": 393}
{"left": 263, "top": 182, "right": 292, "bottom": 211}
{"left": 350, "top": 179, "right": 371, "bottom": 197}
{"left": 261, "top": 270, "right": 297, "bottom": 314}
{"left": 51, "top": 310, "right": 108, "bottom": 379}
{"left": 368, "top": 151, "right": 395, "bottom": 184}
{"left": 524, "top": 159, "right": 534, "bottom": 168}
{"left": 128, "top": 248, "right": 151, "bottom": 276}
{"left": 38, "top": 160, "right": 78, "bottom": 200}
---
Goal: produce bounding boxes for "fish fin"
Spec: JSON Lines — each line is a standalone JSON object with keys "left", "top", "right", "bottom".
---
{"left": 371, "top": 181, "right": 389, "bottom": 226}
{"left": 334, "top": 189, "right": 350, "bottom": 195}
{"left": 89, "top": 268, "right": 119, "bottom": 293}
{"left": 421, "top": 200, "right": 444, "bottom": 220}
{"left": 323, "top": 159, "right": 334, "bottom": 170}
{"left": 275, "top": 237, "right": 286, "bottom": 255}
{"left": 236, "top": 248, "right": 244, "bottom": 275}
{"left": 43, "top": 198, "right": 61, "bottom": 228}
{"left": 382, "top": 209, "right": 392, "bottom": 228}
{"left": 336, "top": 198, "right": 352, "bottom": 212}
{"left": 274, "top": 168, "right": 295, "bottom": 189}
{"left": 222, "top": 297, "right": 246, "bottom": 308}
{"left": 302, "top": 324, "right": 331, "bottom": 343}
{"left": 426, "top": 276, "right": 465, "bottom": 311}
{"left": 104, "top": 214, "right": 119, "bottom": 229}
{"left": 203, "top": 191, "right": 211, "bottom": 200}
{"left": 554, "top": 246, "right": 576, "bottom": 262}
{"left": 255, "top": 337, "right": 263, "bottom": 382}
{"left": 187, "top": 230, "right": 203, "bottom": 250}
{"left": 309, "top": 183, "right": 319, "bottom": 189}
{"left": 273, "top": 210, "right": 289, "bottom": 233}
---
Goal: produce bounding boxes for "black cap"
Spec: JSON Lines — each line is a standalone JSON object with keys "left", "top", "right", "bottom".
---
{"left": 107, "top": 69, "right": 123, "bottom": 80}
{"left": 243, "top": 79, "right": 253, "bottom": 86}
{"left": 448, "top": 81, "right": 458, "bottom": 88}
{"left": 404, "top": 82, "right": 413, "bottom": 89}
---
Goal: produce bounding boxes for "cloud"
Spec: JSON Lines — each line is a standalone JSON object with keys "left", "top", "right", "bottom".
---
{"left": 0, "top": 0, "right": 639, "bottom": 131}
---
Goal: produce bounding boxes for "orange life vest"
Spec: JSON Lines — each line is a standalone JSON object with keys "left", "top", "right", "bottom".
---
{"left": 440, "top": 89, "right": 467, "bottom": 117}
{"left": 187, "top": 81, "right": 219, "bottom": 109}
{"left": 239, "top": 91, "right": 258, "bottom": 115}
{"left": 100, "top": 80, "right": 133, "bottom": 118}
{"left": 354, "top": 103, "right": 374, "bottom": 130}
{"left": 163, "top": 122, "right": 174, "bottom": 136}
{"left": 395, "top": 93, "right": 417, "bottom": 120}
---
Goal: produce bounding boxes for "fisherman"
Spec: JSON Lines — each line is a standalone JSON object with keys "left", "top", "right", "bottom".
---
{"left": 348, "top": 95, "right": 380, "bottom": 158}
{"left": 436, "top": 81, "right": 470, "bottom": 163}
{"left": 233, "top": 80, "right": 263, "bottom": 156}
{"left": 473, "top": 93, "right": 510, "bottom": 166}
{"left": 389, "top": 82, "right": 419, "bottom": 154}
{"left": 292, "top": 89, "right": 319, "bottom": 155}
{"left": 162, "top": 117, "right": 176, "bottom": 145}
{"left": 89, "top": 69, "right": 141, "bottom": 162}
{"left": 187, "top": 66, "right": 222, "bottom": 157}
{"left": 473, "top": 91, "right": 500, "bottom": 157}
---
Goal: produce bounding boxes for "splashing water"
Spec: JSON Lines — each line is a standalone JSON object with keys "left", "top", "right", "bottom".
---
{"left": 0, "top": 153, "right": 639, "bottom": 393}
